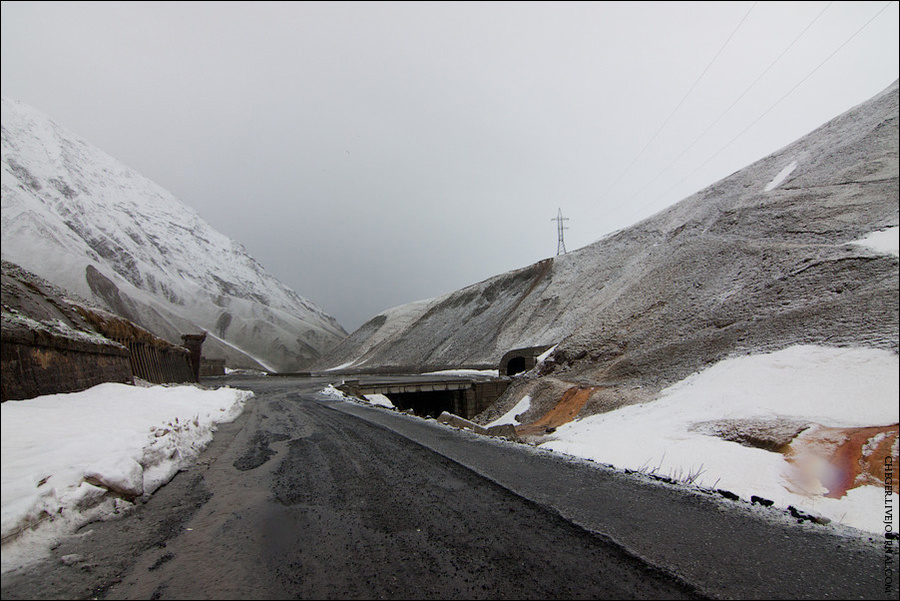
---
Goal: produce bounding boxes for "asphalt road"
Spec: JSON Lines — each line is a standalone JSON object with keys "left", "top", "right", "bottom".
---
{"left": 0, "top": 376, "right": 890, "bottom": 599}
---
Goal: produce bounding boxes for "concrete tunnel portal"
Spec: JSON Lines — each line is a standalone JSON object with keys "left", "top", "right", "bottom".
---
{"left": 498, "top": 345, "right": 555, "bottom": 377}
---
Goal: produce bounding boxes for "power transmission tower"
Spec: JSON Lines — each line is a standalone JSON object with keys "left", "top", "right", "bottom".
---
{"left": 552, "top": 208, "right": 569, "bottom": 255}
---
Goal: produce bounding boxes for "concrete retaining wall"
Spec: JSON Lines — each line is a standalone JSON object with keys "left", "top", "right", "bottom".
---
{"left": 200, "top": 358, "right": 227, "bottom": 377}
{"left": 2, "top": 319, "right": 199, "bottom": 401}
{"left": 469, "top": 379, "right": 513, "bottom": 418}
{"left": 1, "top": 328, "right": 132, "bottom": 402}
{"left": 112, "top": 338, "right": 194, "bottom": 385}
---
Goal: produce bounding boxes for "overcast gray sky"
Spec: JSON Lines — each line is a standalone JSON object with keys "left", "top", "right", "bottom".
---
{"left": 2, "top": 1, "right": 898, "bottom": 330}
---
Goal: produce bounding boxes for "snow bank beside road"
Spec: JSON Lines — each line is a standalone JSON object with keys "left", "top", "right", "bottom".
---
{"left": 541, "top": 346, "right": 899, "bottom": 534}
{"left": 364, "top": 393, "right": 395, "bottom": 408}
{"left": 1, "top": 382, "right": 252, "bottom": 573}
{"left": 319, "top": 384, "right": 395, "bottom": 409}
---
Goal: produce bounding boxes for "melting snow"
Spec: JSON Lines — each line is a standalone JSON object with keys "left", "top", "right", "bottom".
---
{"left": 423, "top": 369, "right": 500, "bottom": 377}
{"left": 536, "top": 345, "right": 557, "bottom": 364}
{"left": 486, "top": 395, "right": 532, "bottom": 428}
{"left": 363, "top": 394, "right": 395, "bottom": 408}
{"left": 1, "top": 383, "right": 251, "bottom": 573}
{"left": 324, "top": 359, "right": 362, "bottom": 372}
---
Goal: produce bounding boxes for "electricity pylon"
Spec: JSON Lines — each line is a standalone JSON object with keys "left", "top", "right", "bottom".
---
{"left": 552, "top": 208, "right": 569, "bottom": 255}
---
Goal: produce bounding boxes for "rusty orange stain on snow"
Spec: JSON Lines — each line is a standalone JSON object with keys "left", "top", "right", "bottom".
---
{"left": 515, "top": 386, "right": 597, "bottom": 438}
{"left": 784, "top": 423, "right": 898, "bottom": 498}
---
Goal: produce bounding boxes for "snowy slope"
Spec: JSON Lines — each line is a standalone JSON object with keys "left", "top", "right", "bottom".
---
{"left": 1, "top": 98, "right": 346, "bottom": 372}
{"left": 317, "top": 80, "right": 898, "bottom": 389}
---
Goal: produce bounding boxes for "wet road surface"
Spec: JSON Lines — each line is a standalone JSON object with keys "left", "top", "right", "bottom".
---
{"left": 0, "top": 376, "right": 888, "bottom": 599}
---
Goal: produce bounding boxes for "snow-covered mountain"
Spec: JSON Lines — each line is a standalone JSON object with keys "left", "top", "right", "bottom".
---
{"left": 1, "top": 97, "right": 347, "bottom": 372}
{"left": 317, "top": 80, "right": 898, "bottom": 398}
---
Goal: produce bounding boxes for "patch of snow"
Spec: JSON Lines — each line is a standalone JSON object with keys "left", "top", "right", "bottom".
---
{"left": 536, "top": 345, "right": 557, "bottom": 364}
{"left": 849, "top": 226, "right": 899, "bottom": 257}
{"left": 317, "top": 384, "right": 351, "bottom": 400}
{"left": 423, "top": 369, "right": 499, "bottom": 377}
{"left": 363, "top": 394, "right": 395, "bottom": 408}
{"left": 223, "top": 366, "right": 267, "bottom": 376}
{"left": 833, "top": 486, "right": 896, "bottom": 534}
{"left": 325, "top": 358, "right": 363, "bottom": 372}
{"left": 319, "top": 385, "right": 393, "bottom": 409}
{"left": 2, "top": 309, "right": 124, "bottom": 349}
{"left": 1, "top": 382, "right": 252, "bottom": 573}
{"left": 539, "top": 345, "right": 898, "bottom": 534}
{"left": 486, "top": 395, "right": 532, "bottom": 428}
{"left": 764, "top": 160, "right": 798, "bottom": 191}
{"left": 862, "top": 432, "right": 889, "bottom": 456}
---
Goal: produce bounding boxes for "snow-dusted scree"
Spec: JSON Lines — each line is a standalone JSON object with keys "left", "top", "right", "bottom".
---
{"left": 1, "top": 383, "right": 252, "bottom": 573}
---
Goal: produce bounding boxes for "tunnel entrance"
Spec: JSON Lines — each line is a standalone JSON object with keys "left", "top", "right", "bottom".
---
{"left": 498, "top": 345, "right": 555, "bottom": 377}
{"left": 505, "top": 356, "right": 527, "bottom": 376}
{"left": 385, "top": 390, "right": 465, "bottom": 418}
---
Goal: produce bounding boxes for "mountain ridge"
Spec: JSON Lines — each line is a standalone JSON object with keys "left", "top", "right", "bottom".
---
{"left": 1, "top": 97, "right": 347, "bottom": 372}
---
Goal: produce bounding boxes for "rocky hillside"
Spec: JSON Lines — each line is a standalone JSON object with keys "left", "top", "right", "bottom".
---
{"left": 1, "top": 98, "right": 347, "bottom": 372}
{"left": 318, "top": 80, "right": 898, "bottom": 414}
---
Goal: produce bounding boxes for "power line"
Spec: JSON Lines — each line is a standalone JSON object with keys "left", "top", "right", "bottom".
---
{"left": 638, "top": 0, "right": 895, "bottom": 214}
{"left": 603, "top": 1, "right": 834, "bottom": 225}
{"left": 576, "top": 1, "right": 757, "bottom": 220}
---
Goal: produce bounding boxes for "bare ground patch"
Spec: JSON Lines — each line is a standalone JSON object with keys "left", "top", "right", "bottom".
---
{"left": 784, "top": 423, "right": 899, "bottom": 498}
